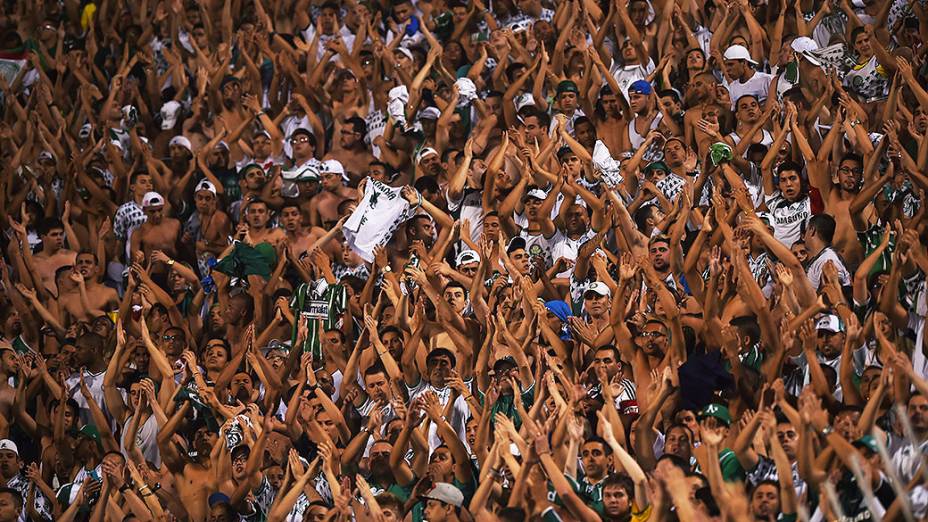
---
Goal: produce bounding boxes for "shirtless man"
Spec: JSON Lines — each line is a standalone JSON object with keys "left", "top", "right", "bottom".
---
{"left": 280, "top": 202, "right": 321, "bottom": 258}
{"left": 325, "top": 117, "right": 375, "bottom": 185}
{"left": 309, "top": 160, "right": 358, "bottom": 228}
{"left": 592, "top": 86, "right": 627, "bottom": 156}
{"left": 810, "top": 153, "right": 866, "bottom": 265}
{"left": 214, "top": 76, "right": 249, "bottom": 141}
{"left": 130, "top": 192, "right": 181, "bottom": 271}
{"left": 241, "top": 199, "right": 286, "bottom": 249}
{"left": 30, "top": 218, "right": 78, "bottom": 296}
{"left": 0, "top": 343, "right": 18, "bottom": 422}
{"left": 157, "top": 401, "right": 219, "bottom": 522}
{"left": 622, "top": 80, "right": 661, "bottom": 152}
{"left": 73, "top": 252, "right": 119, "bottom": 312}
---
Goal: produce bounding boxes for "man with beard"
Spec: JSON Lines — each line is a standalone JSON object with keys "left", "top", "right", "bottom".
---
{"left": 576, "top": 437, "right": 612, "bottom": 514}
{"left": 326, "top": 117, "right": 375, "bottom": 185}
{"left": 416, "top": 147, "right": 445, "bottom": 180}
{"left": 402, "top": 348, "right": 470, "bottom": 451}
{"left": 309, "top": 160, "right": 357, "bottom": 229}
{"left": 623, "top": 80, "right": 661, "bottom": 151}
{"left": 241, "top": 199, "right": 286, "bottom": 250}
{"left": 64, "top": 333, "right": 110, "bottom": 424}
{"left": 551, "top": 203, "right": 597, "bottom": 279}
{"left": 812, "top": 153, "right": 866, "bottom": 266}
{"left": 157, "top": 402, "right": 220, "bottom": 522}
{"left": 748, "top": 480, "right": 781, "bottom": 521}
{"left": 592, "top": 86, "right": 627, "bottom": 156}
{"left": 213, "top": 76, "right": 249, "bottom": 139}
{"left": 130, "top": 192, "right": 181, "bottom": 272}
{"left": 891, "top": 392, "right": 928, "bottom": 484}
{"left": 647, "top": 235, "right": 674, "bottom": 285}
{"left": 367, "top": 440, "right": 411, "bottom": 502}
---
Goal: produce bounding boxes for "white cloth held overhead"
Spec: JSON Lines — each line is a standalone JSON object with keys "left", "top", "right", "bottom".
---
{"left": 343, "top": 178, "right": 417, "bottom": 263}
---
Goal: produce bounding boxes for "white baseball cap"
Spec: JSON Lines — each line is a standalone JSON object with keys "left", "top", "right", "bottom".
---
{"left": 142, "top": 191, "right": 165, "bottom": 208}
{"left": 815, "top": 314, "right": 844, "bottom": 334}
{"left": 169, "top": 135, "right": 193, "bottom": 153}
{"left": 195, "top": 180, "right": 217, "bottom": 195}
{"left": 455, "top": 249, "right": 480, "bottom": 267}
{"left": 0, "top": 439, "right": 19, "bottom": 456}
{"left": 584, "top": 281, "right": 612, "bottom": 298}
{"left": 723, "top": 44, "right": 758, "bottom": 65}
{"left": 790, "top": 37, "right": 822, "bottom": 66}
{"left": 416, "top": 147, "right": 439, "bottom": 164}
{"left": 524, "top": 188, "right": 547, "bottom": 201}
{"left": 160, "top": 101, "right": 182, "bottom": 130}
{"left": 419, "top": 107, "right": 441, "bottom": 120}
{"left": 421, "top": 482, "right": 464, "bottom": 508}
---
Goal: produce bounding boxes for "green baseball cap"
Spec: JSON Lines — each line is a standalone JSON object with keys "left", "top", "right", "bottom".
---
{"left": 698, "top": 403, "right": 732, "bottom": 426}
{"left": 853, "top": 435, "right": 879, "bottom": 454}
{"left": 557, "top": 80, "right": 580, "bottom": 95}
{"left": 643, "top": 161, "right": 670, "bottom": 175}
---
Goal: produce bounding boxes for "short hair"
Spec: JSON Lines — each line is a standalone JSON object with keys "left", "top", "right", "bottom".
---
{"left": 601, "top": 473, "right": 635, "bottom": 496}
{"left": 594, "top": 345, "right": 621, "bottom": 364}
{"left": 776, "top": 160, "right": 804, "bottom": 178}
{"left": 808, "top": 214, "right": 836, "bottom": 244}
{"left": 0, "top": 487, "right": 23, "bottom": 508}
{"left": 38, "top": 218, "right": 64, "bottom": 236}
{"left": 413, "top": 175, "right": 440, "bottom": 194}
{"left": 443, "top": 280, "right": 468, "bottom": 295}
{"left": 582, "top": 436, "right": 614, "bottom": 455}
{"left": 130, "top": 171, "right": 150, "bottom": 186}
{"left": 729, "top": 316, "right": 761, "bottom": 347}
{"left": 345, "top": 116, "right": 367, "bottom": 135}
{"left": 374, "top": 493, "right": 403, "bottom": 516}
{"left": 840, "top": 152, "right": 863, "bottom": 167}
{"left": 364, "top": 363, "right": 387, "bottom": 379}
{"left": 77, "top": 332, "right": 106, "bottom": 351}
{"left": 656, "top": 452, "right": 689, "bottom": 471}
{"left": 658, "top": 89, "right": 682, "bottom": 103}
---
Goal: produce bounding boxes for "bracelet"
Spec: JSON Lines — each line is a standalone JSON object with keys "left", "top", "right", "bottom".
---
{"left": 151, "top": 483, "right": 161, "bottom": 493}
{"left": 820, "top": 425, "right": 833, "bottom": 437}
{"left": 119, "top": 484, "right": 131, "bottom": 492}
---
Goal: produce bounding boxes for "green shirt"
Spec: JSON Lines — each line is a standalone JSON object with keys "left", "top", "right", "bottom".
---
{"left": 477, "top": 383, "right": 535, "bottom": 431}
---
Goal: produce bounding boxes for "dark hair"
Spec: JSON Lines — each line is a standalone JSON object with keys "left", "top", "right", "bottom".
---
{"left": 851, "top": 26, "right": 867, "bottom": 46}
{"left": 519, "top": 106, "right": 551, "bottom": 128}
{"left": 38, "top": 218, "right": 64, "bottom": 236}
{"left": 840, "top": 152, "right": 863, "bottom": 167}
{"left": 602, "top": 473, "right": 635, "bottom": 497}
{"left": 498, "top": 507, "right": 527, "bottom": 522}
{"left": 130, "top": 171, "right": 151, "bottom": 186}
{"left": 443, "top": 280, "right": 468, "bottom": 295}
{"left": 656, "top": 452, "right": 689, "bottom": 471}
{"left": 594, "top": 345, "right": 622, "bottom": 364}
{"left": 729, "top": 316, "right": 761, "bottom": 347}
{"left": 364, "top": 363, "right": 388, "bottom": 379}
{"left": 0, "top": 487, "right": 23, "bottom": 510}
{"left": 374, "top": 493, "right": 404, "bottom": 516}
{"left": 808, "top": 214, "right": 836, "bottom": 244}
{"left": 776, "top": 160, "right": 804, "bottom": 178}
{"left": 658, "top": 89, "right": 682, "bottom": 104}
{"left": 582, "top": 436, "right": 614, "bottom": 455}
{"left": 345, "top": 116, "right": 367, "bottom": 135}
{"left": 426, "top": 347, "right": 457, "bottom": 368}
{"left": 414, "top": 175, "right": 440, "bottom": 194}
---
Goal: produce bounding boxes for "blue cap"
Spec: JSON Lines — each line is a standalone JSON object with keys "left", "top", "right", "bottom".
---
{"left": 628, "top": 80, "right": 653, "bottom": 95}
{"left": 209, "top": 492, "right": 231, "bottom": 507}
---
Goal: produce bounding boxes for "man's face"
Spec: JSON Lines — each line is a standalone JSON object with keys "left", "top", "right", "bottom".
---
{"left": 778, "top": 170, "right": 802, "bottom": 201}
{"left": 594, "top": 349, "right": 620, "bottom": 378}
{"left": 522, "top": 116, "right": 545, "bottom": 141}
{"left": 776, "top": 422, "right": 799, "bottom": 460}
{"left": 0, "top": 492, "right": 20, "bottom": 522}
{"left": 364, "top": 371, "right": 391, "bottom": 404}
{"left": 319, "top": 7, "right": 338, "bottom": 33}
{"left": 0, "top": 450, "right": 19, "bottom": 480}
{"left": 75, "top": 253, "right": 97, "bottom": 278}
{"left": 524, "top": 197, "right": 543, "bottom": 219}
{"left": 291, "top": 134, "right": 314, "bottom": 159}
{"left": 834, "top": 410, "right": 861, "bottom": 440}
{"left": 231, "top": 373, "right": 253, "bottom": 401}
{"left": 161, "top": 328, "right": 185, "bottom": 357}
{"left": 660, "top": 96, "right": 681, "bottom": 116}
{"left": 640, "top": 322, "right": 668, "bottom": 357}
{"left": 221, "top": 81, "right": 242, "bottom": 107}
{"left": 736, "top": 96, "right": 760, "bottom": 123}
{"left": 412, "top": 217, "right": 436, "bottom": 243}
{"left": 751, "top": 484, "right": 780, "bottom": 519}
{"left": 367, "top": 164, "right": 389, "bottom": 183}
{"left": 246, "top": 203, "right": 270, "bottom": 228}
{"left": 603, "top": 484, "right": 632, "bottom": 518}
{"left": 725, "top": 59, "right": 745, "bottom": 79}
{"left": 790, "top": 243, "right": 808, "bottom": 263}
{"left": 629, "top": 92, "right": 648, "bottom": 114}
{"left": 426, "top": 355, "right": 453, "bottom": 386}
{"left": 649, "top": 240, "right": 671, "bottom": 271}
{"left": 565, "top": 204, "right": 589, "bottom": 236}
{"left": 663, "top": 426, "right": 691, "bottom": 460}
{"left": 580, "top": 441, "right": 609, "bottom": 479}
{"left": 561, "top": 154, "right": 582, "bottom": 176}
{"left": 558, "top": 91, "right": 578, "bottom": 111}
{"left": 664, "top": 140, "right": 686, "bottom": 167}
{"left": 816, "top": 330, "right": 845, "bottom": 359}
{"left": 483, "top": 216, "right": 501, "bottom": 241}
{"left": 601, "top": 94, "right": 620, "bottom": 117}
{"left": 194, "top": 426, "right": 217, "bottom": 455}
{"left": 584, "top": 293, "right": 609, "bottom": 317}
{"left": 232, "top": 450, "right": 249, "bottom": 480}
{"left": 339, "top": 125, "right": 361, "bottom": 148}
{"left": 908, "top": 394, "right": 928, "bottom": 433}
{"left": 169, "top": 144, "right": 190, "bottom": 163}
{"left": 443, "top": 287, "right": 467, "bottom": 313}
{"left": 316, "top": 409, "right": 339, "bottom": 441}
{"left": 204, "top": 343, "right": 229, "bottom": 370}
{"left": 628, "top": 0, "right": 649, "bottom": 25}
{"left": 144, "top": 205, "right": 164, "bottom": 225}
{"left": 253, "top": 136, "right": 272, "bottom": 158}
{"left": 393, "top": 1, "right": 413, "bottom": 23}
{"left": 837, "top": 159, "right": 862, "bottom": 192}
{"left": 321, "top": 171, "right": 342, "bottom": 192}
{"left": 575, "top": 121, "right": 596, "bottom": 148}
{"left": 509, "top": 249, "right": 530, "bottom": 274}
{"left": 382, "top": 331, "right": 404, "bottom": 360}
{"left": 195, "top": 191, "right": 216, "bottom": 214}
{"left": 427, "top": 447, "right": 454, "bottom": 480}
{"left": 42, "top": 228, "right": 66, "bottom": 251}
{"left": 423, "top": 499, "right": 451, "bottom": 522}
{"left": 420, "top": 154, "right": 442, "bottom": 175}
{"left": 854, "top": 33, "right": 872, "bottom": 57}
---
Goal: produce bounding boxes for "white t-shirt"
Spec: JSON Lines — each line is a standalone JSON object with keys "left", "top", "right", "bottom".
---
{"left": 343, "top": 178, "right": 415, "bottom": 262}
{"left": 611, "top": 58, "right": 656, "bottom": 103}
{"left": 805, "top": 247, "right": 851, "bottom": 290}
{"left": 764, "top": 191, "right": 812, "bottom": 247}
{"left": 405, "top": 379, "right": 470, "bottom": 451}
{"left": 724, "top": 71, "right": 774, "bottom": 109}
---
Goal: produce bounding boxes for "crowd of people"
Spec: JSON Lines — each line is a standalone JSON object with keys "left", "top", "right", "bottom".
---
{"left": 0, "top": 0, "right": 927, "bottom": 520}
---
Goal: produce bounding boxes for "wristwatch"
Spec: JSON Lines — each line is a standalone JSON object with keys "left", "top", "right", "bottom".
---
{"left": 820, "top": 425, "right": 834, "bottom": 437}
{"left": 167, "top": 259, "right": 175, "bottom": 266}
